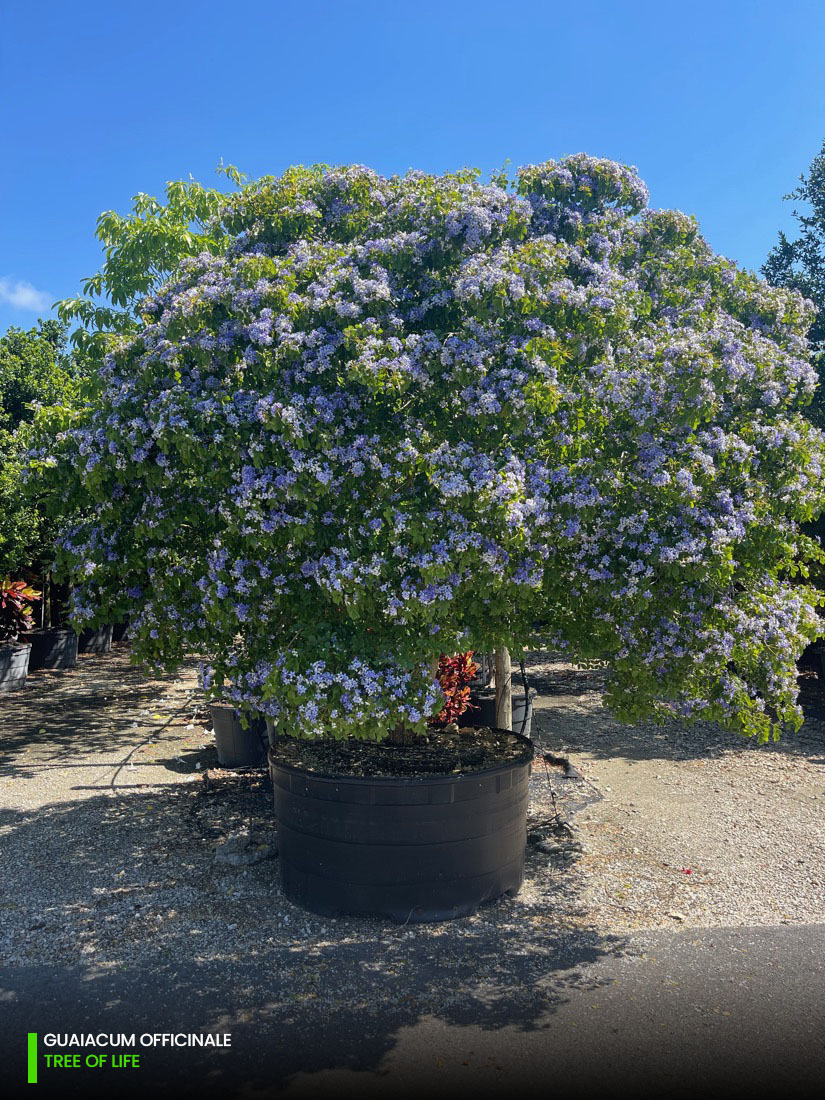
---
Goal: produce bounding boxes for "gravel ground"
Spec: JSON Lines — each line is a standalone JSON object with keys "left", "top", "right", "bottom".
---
{"left": 525, "top": 654, "right": 825, "bottom": 932}
{"left": 1, "top": 643, "right": 823, "bottom": 983}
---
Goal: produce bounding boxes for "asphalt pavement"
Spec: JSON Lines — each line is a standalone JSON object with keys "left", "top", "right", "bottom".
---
{"left": 3, "top": 922, "right": 824, "bottom": 1099}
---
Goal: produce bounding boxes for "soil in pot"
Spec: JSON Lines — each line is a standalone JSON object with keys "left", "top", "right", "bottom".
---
{"left": 78, "top": 623, "right": 114, "bottom": 655}
{"left": 25, "top": 629, "right": 78, "bottom": 671}
{"left": 0, "top": 642, "right": 31, "bottom": 692}
{"left": 269, "top": 725, "right": 534, "bottom": 922}
{"left": 209, "top": 703, "right": 268, "bottom": 767}
{"left": 273, "top": 723, "right": 531, "bottom": 777}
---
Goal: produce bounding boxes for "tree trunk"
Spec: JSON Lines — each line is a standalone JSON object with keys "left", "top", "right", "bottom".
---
{"left": 494, "top": 646, "right": 512, "bottom": 731}
{"left": 265, "top": 717, "right": 278, "bottom": 748}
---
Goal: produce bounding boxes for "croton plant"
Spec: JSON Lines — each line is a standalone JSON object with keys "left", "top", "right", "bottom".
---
{"left": 30, "top": 154, "right": 825, "bottom": 742}
{"left": 432, "top": 651, "right": 479, "bottom": 725}
{"left": 0, "top": 577, "right": 40, "bottom": 644}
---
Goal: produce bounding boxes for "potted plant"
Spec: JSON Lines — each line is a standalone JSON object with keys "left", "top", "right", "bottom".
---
{"left": 0, "top": 576, "right": 40, "bottom": 692}
{"left": 208, "top": 701, "right": 268, "bottom": 767}
{"left": 465, "top": 684, "right": 536, "bottom": 739}
{"left": 430, "top": 651, "right": 480, "bottom": 726}
{"left": 78, "top": 622, "right": 114, "bottom": 655}
{"left": 24, "top": 578, "right": 78, "bottom": 671}
{"left": 34, "top": 155, "right": 825, "bottom": 921}
{"left": 25, "top": 623, "right": 79, "bottom": 671}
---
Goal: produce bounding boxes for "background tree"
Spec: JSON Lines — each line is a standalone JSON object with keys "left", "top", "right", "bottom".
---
{"left": 0, "top": 320, "right": 80, "bottom": 581}
{"left": 57, "top": 164, "right": 246, "bottom": 363}
{"left": 0, "top": 320, "right": 74, "bottom": 431}
{"left": 763, "top": 141, "right": 825, "bottom": 569}
{"left": 763, "top": 140, "right": 825, "bottom": 428}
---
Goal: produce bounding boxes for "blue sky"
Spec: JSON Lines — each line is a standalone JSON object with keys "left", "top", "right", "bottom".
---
{"left": 1, "top": 0, "right": 824, "bottom": 335}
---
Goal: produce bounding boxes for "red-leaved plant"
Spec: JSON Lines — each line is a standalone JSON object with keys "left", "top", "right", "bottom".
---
{"left": 430, "top": 651, "right": 479, "bottom": 725}
{"left": 0, "top": 577, "right": 41, "bottom": 644}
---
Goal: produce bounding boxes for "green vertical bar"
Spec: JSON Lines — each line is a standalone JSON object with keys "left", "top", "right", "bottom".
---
{"left": 27, "top": 1033, "right": 37, "bottom": 1084}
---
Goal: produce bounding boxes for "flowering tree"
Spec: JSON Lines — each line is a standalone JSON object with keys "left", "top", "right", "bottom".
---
{"left": 32, "top": 155, "right": 825, "bottom": 742}
{"left": 57, "top": 165, "right": 244, "bottom": 362}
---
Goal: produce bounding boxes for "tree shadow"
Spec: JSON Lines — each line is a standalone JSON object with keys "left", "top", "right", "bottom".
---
{"left": 0, "top": 770, "right": 624, "bottom": 1095}
{"left": 524, "top": 652, "right": 825, "bottom": 765}
{"left": 5, "top": 647, "right": 823, "bottom": 1094}
{"left": 523, "top": 663, "right": 609, "bottom": 698}
{"left": 0, "top": 646, "right": 204, "bottom": 778}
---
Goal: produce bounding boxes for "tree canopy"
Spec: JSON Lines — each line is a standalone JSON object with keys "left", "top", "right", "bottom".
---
{"left": 763, "top": 139, "right": 825, "bottom": 428}
{"left": 0, "top": 320, "right": 79, "bottom": 575}
{"left": 32, "top": 155, "right": 825, "bottom": 742}
{"left": 0, "top": 320, "right": 75, "bottom": 432}
{"left": 57, "top": 164, "right": 245, "bottom": 361}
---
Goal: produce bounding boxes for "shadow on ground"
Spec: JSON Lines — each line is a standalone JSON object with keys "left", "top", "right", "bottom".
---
{"left": 3, "top": 648, "right": 825, "bottom": 1095}
{"left": 525, "top": 651, "right": 825, "bottom": 766}
{"left": 0, "top": 647, "right": 204, "bottom": 779}
{"left": 0, "top": 773, "right": 622, "bottom": 1096}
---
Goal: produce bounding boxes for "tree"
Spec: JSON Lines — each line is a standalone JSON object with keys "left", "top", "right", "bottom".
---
{"left": 56, "top": 164, "right": 246, "bottom": 363}
{"left": 31, "top": 166, "right": 243, "bottom": 607}
{"left": 0, "top": 320, "right": 79, "bottom": 577}
{"left": 0, "top": 320, "right": 74, "bottom": 431}
{"left": 763, "top": 140, "right": 825, "bottom": 428}
{"left": 32, "top": 155, "right": 825, "bottom": 743}
{"left": 763, "top": 141, "right": 825, "bottom": 576}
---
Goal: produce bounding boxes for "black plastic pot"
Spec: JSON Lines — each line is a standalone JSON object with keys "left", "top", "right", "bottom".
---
{"left": 805, "top": 642, "right": 825, "bottom": 681}
{"left": 469, "top": 653, "right": 493, "bottom": 690}
{"left": 209, "top": 703, "right": 267, "bottom": 767}
{"left": 0, "top": 642, "right": 31, "bottom": 692}
{"left": 269, "top": 729, "right": 533, "bottom": 922}
{"left": 78, "top": 623, "right": 114, "bottom": 655}
{"left": 26, "top": 629, "right": 78, "bottom": 671}
{"left": 463, "top": 689, "right": 535, "bottom": 738}
{"left": 112, "top": 620, "right": 130, "bottom": 643}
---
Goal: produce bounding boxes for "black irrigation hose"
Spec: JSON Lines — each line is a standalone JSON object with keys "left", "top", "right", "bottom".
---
{"left": 518, "top": 657, "right": 532, "bottom": 739}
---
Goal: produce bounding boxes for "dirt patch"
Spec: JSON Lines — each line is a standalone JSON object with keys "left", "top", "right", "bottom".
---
{"left": 525, "top": 651, "right": 825, "bottom": 932}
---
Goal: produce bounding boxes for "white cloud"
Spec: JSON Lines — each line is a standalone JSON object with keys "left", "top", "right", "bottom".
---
{"left": 0, "top": 277, "right": 53, "bottom": 312}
